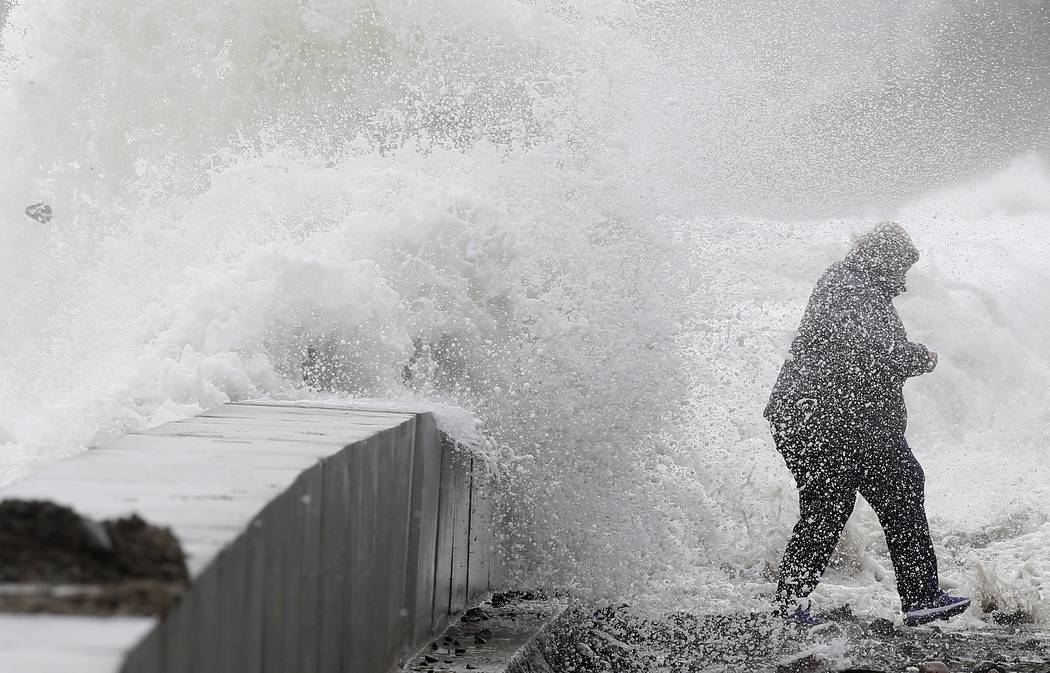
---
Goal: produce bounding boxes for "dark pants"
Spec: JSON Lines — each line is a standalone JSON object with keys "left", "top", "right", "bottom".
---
{"left": 772, "top": 418, "right": 939, "bottom": 610}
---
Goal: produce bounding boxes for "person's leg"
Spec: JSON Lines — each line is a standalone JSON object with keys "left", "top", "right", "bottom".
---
{"left": 858, "top": 436, "right": 939, "bottom": 609}
{"left": 774, "top": 426, "right": 860, "bottom": 608}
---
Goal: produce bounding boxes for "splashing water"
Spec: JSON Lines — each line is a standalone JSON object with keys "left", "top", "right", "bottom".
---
{"left": 0, "top": 0, "right": 1048, "bottom": 620}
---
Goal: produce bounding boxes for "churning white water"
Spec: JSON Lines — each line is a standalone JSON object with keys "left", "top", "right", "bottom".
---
{"left": 0, "top": 0, "right": 1048, "bottom": 624}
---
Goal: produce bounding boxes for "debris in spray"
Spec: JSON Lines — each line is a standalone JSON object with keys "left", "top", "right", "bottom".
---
{"left": 24, "top": 202, "right": 52, "bottom": 224}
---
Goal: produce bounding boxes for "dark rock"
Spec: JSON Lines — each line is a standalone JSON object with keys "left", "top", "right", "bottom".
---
{"left": 80, "top": 518, "right": 113, "bottom": 552}
{"left": 533, "top": 600, "right": 1050, "bottom": 673}
{"left": 0, "top": 499, "right": 188, "bottom": 615}
{"left": 463, "top": 606, "right": 490, "bottom": 622}
{"left": 474, "top": 636, "right": 487, "bottom": 645}
{"left": 455, "top": 648, "right": 467, "bottom": 655}
{"left": 477, "top": 628, "right": 493, "bottom": 638}
{"left": 423, "top": 655, "right": 438, "bottom": 664}
{"left": 990, "top": 608, "right": 1035, "bottom": 626}
{"left": 491, "top": 589, "right": 546, "bottom": 608}
{"left": 777, "top": 653, "right": 832, "bottom": 673}
{"left": 106, "top": 515, "right": 188, "bottom": 582}
{"left": 868, "top": 617, "right": 897, "bottom": 637}
{"left": 823, "top": 603, "right": 856, "bottom": 622}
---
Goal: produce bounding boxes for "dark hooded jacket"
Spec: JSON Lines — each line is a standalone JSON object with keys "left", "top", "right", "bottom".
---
{"left": 764, "top": 224, "right": 933, "bottom": 442}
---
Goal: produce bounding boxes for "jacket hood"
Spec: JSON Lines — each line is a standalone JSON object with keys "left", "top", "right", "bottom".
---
{"left": 845, "top": 222, "right": 919, "bottom": 295}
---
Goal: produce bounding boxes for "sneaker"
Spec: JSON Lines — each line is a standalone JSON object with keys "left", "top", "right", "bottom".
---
{"left": 774, "top": 602, "right": 825, "bottom": 627}
{"left": 787, "top": 607, "right": 826, "bottom": 627}
{"left": 903, "top": 591, "right": 971, "bottom": 626}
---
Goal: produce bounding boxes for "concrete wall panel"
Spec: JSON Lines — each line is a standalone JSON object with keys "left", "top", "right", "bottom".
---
{"left": 346, "top": 424, "right": 416, "bottom": 673}
{"left": 277, "top": 475, "right": 307, "bottom": 673}
{"left": 240, "top": 515, "right": 267, "bottom": 673}
{"left": 261, "top": 487, "right": 292, "bottom": 673}
{"left": 189, "top": 556, "right": 222, "bottom": 672}
{"left": 406, "top": 413, "right": 441, "bottom": 649}
{"left": 297, "top": 467, "right": 324, "bottom": 673}
{"left": 468, "top": 460, "right": 495, "bottom": 601}
{"left": 318, "top": 452, "right": 350, "bottom": 673}
{"left": 345, "top": 429, "right": 380, "bottom": 673}
{"left": 215, "top": 537, "right": 248, "bottom": 673}
{"left": 119, "top": 622, "right": 162, "bottom": 673}
{"left": 0, "top": 403, "right": 498, "bottom": 673}
{"left": 449, "top": 446, "right": 472, "bottom": 619}
{"left": 431, "top": 435, "right": 457, "bottom": 635}
{"left": 160, "top": 588, "right": 192, "bottom": 673}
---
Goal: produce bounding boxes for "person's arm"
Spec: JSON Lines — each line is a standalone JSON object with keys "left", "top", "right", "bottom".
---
{"left": 880, "top": 300, "right": 935, "bottom": 378}
{"left": 823, "top": 285, "right": 933, "bottom": 380}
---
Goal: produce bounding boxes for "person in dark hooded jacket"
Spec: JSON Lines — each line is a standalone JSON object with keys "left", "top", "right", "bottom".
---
{"left": 765, "top": 222, "right": 970, "bottom": 626}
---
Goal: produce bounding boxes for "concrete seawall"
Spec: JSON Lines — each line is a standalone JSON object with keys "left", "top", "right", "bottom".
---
{"left": 0, "top": 402, "right": 496, "bottom": 672}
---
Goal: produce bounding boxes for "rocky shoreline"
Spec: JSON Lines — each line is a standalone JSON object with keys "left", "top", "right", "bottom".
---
{"left": 530, "top": 602, "right": 1050, "bottom": 673}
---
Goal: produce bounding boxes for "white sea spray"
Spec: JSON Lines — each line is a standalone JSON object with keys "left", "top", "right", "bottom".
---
{"left": 0, "top": 0, "right": 1047, "bottom": 620}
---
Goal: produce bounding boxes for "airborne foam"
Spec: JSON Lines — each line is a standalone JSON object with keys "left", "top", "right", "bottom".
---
{"left": 0, "top": 0, "right": 1048, "bottom": 622}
